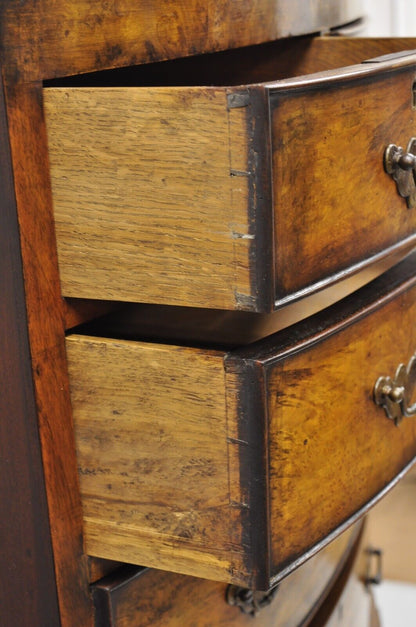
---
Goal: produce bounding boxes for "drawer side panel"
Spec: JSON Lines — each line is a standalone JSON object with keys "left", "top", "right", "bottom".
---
{"left": 44, "top": 87, "right": 252, "bottom": 310}
{"left": 66, "top": 335, "right": 247, "bottom": 583}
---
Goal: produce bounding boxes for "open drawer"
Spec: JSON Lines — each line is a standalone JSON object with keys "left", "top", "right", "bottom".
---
{"left": 44, "top": 38, "right": 416, "bottom": 313}
{"left": 66, "top": 251, "right": 416, "bottom": 590}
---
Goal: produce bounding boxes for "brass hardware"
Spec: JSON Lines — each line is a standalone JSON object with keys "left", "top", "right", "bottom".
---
{"left": 226, "top": 584, "right": 279, "bottom": 616}
{"left": 374, "top": 354, "right": 416, "bottom": 425}
{"left": 384, "top": 138, "right": 416, "bottom": 208}
{"left": 365, "top": 547, "right": 383, "bottom": 586}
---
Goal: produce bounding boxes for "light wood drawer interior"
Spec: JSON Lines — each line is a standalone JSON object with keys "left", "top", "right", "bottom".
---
{"left": 44, "top": 37, "right": 416, "bottom": 313}
{"left": 66, "top": 252, "right": 416, "bottom": 590}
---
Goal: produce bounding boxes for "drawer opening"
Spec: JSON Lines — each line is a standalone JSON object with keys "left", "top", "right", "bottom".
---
{"left": 43, "top": 36, "right": 330, "bottom": 88}
{"left": 64, "top": 246, "right": 416, "bottom": 346}
{"left": 67, "top": 249, "right": 416, "bottom": 352}
{"left": 43, "top": 36, "right": 416, "bottom": 89}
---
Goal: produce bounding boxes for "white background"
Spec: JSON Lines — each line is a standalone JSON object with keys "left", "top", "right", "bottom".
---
{"left": 362, "top": 0, "right": 416, "bottom": 36}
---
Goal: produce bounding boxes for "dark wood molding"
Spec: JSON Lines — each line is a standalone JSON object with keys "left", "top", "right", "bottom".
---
{"left": 3, "top": 77, "right": 94, "bottom": 626}
{"left": 0, "top": 69, "right": 60, "bottom": 626}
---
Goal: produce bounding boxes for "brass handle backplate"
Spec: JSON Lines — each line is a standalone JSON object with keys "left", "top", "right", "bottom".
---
{"left": 384, "top": 138, "right": 416, "bottom": 208}
{"left": 226, "top": 584, "right": 279, "bottom": 616}
{"left": 374, "top": 354, "right": 416, "bottom": 425}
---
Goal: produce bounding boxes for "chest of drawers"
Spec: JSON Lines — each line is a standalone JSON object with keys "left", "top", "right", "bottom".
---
{"left": 1, "top": 1, "right": 416, "bottom": 625}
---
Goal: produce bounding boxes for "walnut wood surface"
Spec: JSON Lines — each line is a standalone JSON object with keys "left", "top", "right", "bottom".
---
{"left": 42, "top": 37, "right": 416, "bottom": 89}
{"left": 77, "top": 246, "right": 415, "bottom": 345}
{"left": 67, "top": 254, "right": 416, "bottom": 589}
{"left": 267, "top": 277, "right": 416, "bottom": 578}
{"left": 0, "top": 70, "right": 60, "bottom": 626}
{"left": 44, "top": 47, "right": 416, "bottom": 311}
{"left": 92, "top": 523, "right": 361, "bottom": 627}
{"left": 0, "top": 2, "right": 362, "bottom": 83}
{"left": 4, "top": 80, "right": 94, "bottom": 626}
{"left": 272, "top": 63, "right": 416, "bottom": 300}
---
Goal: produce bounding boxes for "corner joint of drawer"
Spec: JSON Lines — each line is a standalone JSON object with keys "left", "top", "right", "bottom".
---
{"left": 227, "top": 90, "right": 250, "bottom": 109}
{"left": 230, "top": 169, "right": 251, "bottom": 177}
{"left": 227, "top": 436, "right": 249, "bottom": 447}
{"left": 230, "top": 500, "right": 250, "bottom": 510}
{"left": 234, "top": 291, "right": 258, "bottom": 311}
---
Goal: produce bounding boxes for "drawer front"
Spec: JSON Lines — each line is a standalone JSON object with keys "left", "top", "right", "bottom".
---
{"left": 92, "top": 523, "right": 362, "bottom": 627}
{"left": 265, "top": 272, "right": 416, "bottom": 580}
{"left": 44, "top": 42, "right": 416, "bottom": 313}
{"left": 270, "top": 62, "right": 416, "bottom": 304}
{"left": 67, "top": 253, "right": 416, "bottom": 589}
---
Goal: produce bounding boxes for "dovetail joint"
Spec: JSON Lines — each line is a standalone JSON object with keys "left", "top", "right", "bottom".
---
{"left": 227, "top": 91, "right": 250, "bottom": 109}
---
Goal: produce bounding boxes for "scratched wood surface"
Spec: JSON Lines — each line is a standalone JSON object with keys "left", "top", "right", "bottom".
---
{"left": 92, "top": 523, "right": 361, "bottom": 627}
{"left": 67, "top": 255, "right": 416, "bottom": 589}
{"left": 66, "top": 335, "right": 248, "bottom": 584}
{"left": 44, "top": 87, "right": 253, "bottom": 310}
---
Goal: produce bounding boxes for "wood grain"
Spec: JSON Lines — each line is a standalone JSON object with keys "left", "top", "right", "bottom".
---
{"left": 4, "top": 11, "right": 416, "bottom": 622}
{"left": 267, "top": 275, "right": 416, "bottom": 579}
{"left": 92, "top": 523, "right": 361, "bottom": 627}
{"left": 42, "top": 37, "right": 416, "bottom": 89}
{"left": 45, "top": 49, "right": 416, "bottom": 311}
{"left": 77, "top": 244, "right": 415, "bottom": 344}
{"left": 0, "top": 1, "right": 362, "bottom": 83}
{"left": 0, "top": 70, "right": 60, "bottom": 627}
{"left": 6, "top": 4, "right": 416, "bottom": 625}
{"left": 268, "top": 37, "right": 416, "bottom": 80}
{"left": 66, "top": 335, "right": 247, "bottom": 583}
{"left": 67, "top": 254, "right": 416, "bottom": 589}
{"left": 272, "top": 63, "right": 416, "bottom": 301}
{"left": 3, "top": 80, "right": 93, "bottom": 626}
{"left": 44, "top": 87, "right": 253, "bottom": 310}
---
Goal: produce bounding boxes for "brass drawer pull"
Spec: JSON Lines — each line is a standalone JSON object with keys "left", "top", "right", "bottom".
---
{"left": 226, "top": 584, "right": 279, "bottom": 616}
{"left": 374, "top": 354, "right": 416, "bottom": 424}
{"left": 384, "top": 138, "right": 416, "bottom": 208}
